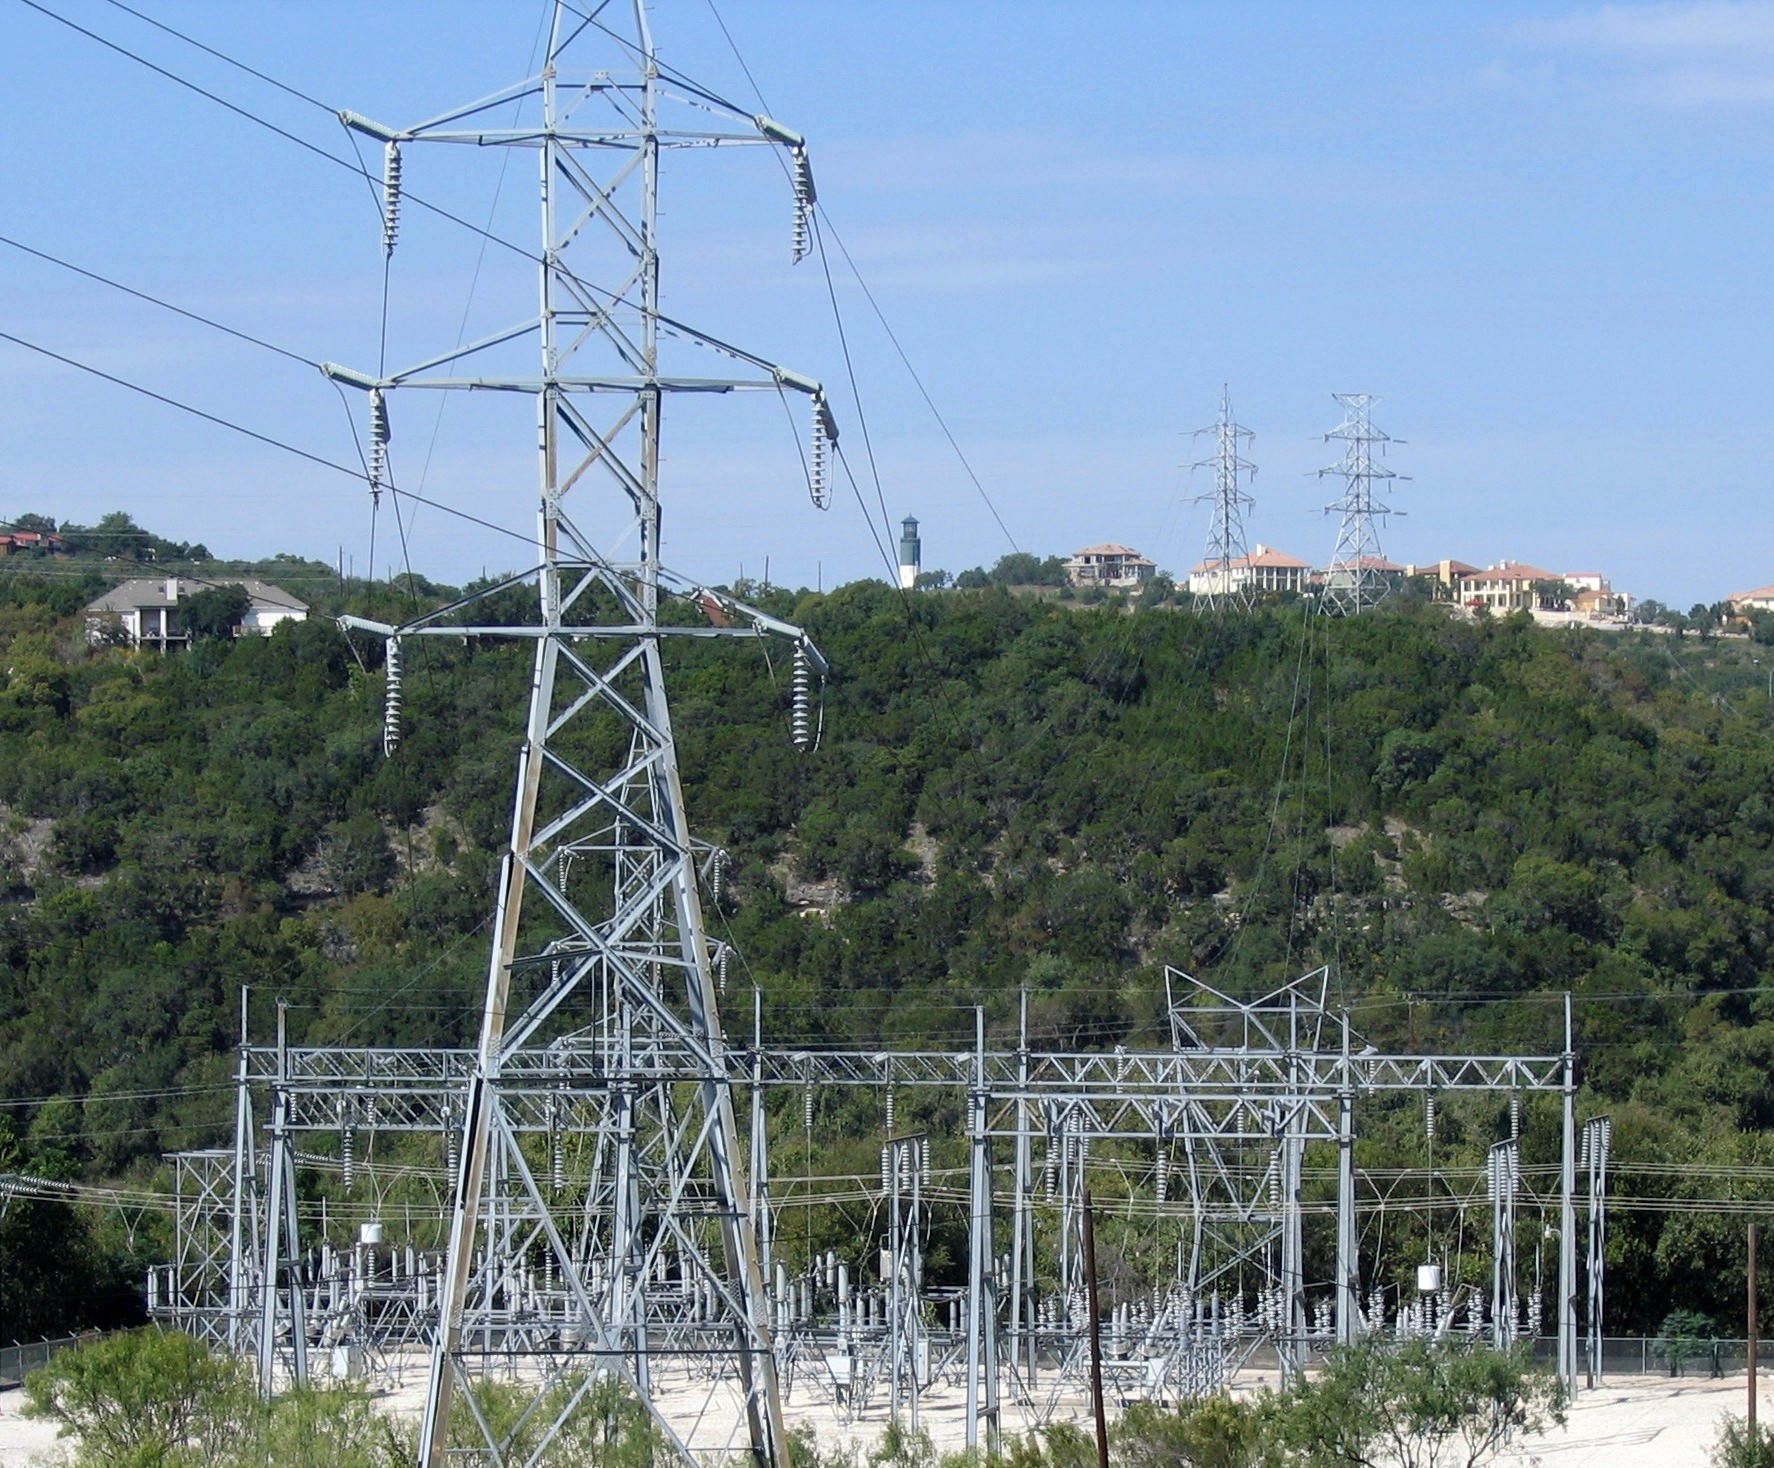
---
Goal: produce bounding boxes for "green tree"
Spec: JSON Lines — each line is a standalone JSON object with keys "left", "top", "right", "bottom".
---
{"left": 1713, "top": 1417, "right": 1774, "bottom": 1468}
{"left": 1653, "top": 1307, "right": 1717, "bottom": 1376}
{"left": 989, "top": 552, "right": 1067, "bottom": 587}
{"left": 24, "top": 1328, "right": 250, "bottom": 1466}
{"left": 1281, "top": 1338, "right": 1565, "bottom": 1468}
{"left": 179, "top": 584, "right": 251, "bottom": 641}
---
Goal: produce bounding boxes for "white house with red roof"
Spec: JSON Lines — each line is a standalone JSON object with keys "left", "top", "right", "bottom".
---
{"left": 1456, "top": 561, "right": 1563, "bottom": 613}
{"left": 1187, "top": 543, "right": 1311, "bottom": 598}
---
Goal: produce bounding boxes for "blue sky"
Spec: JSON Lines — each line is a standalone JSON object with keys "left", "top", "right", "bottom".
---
{"left": 4, "top": 1, "right": 1774, "bottom": 606}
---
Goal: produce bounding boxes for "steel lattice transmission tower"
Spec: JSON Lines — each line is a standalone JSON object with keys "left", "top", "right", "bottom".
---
{"left": 1190, "top": 387, "right": 1257, "bottom": 612}
{"left": 1318, "top": 393, "right": 1407, "bottom": 615}
{"left": 323, "top": 7, "right": 833, "bottom": 1465}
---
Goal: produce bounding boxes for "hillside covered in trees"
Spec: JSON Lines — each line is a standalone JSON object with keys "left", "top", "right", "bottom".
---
{"left": 4, "top": 556, "right": 1774, "bottom": 1341}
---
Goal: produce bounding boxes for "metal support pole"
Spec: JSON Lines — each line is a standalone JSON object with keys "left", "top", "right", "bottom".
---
{"left": 228, "top": 988, "right": 254, "bottom": 1353}
{"left": 1336, "top": 1010, "right": 1358, "bottom": 1345}
{"left": 1277, "top": 990, "right": 1305, "bottom": 1379}
{"left": 1011, "top": 989, "right": 1034, "bottom": 1387}
{"left": 1491, "top": 1139, "right": 1518, "bottom": 1349}
{"left": 965, "top": 1008, "right": 998, "bottom": 1452}
{"left": 1585, "top": 1116, "right": 1611, "bottom": 1388}
{"left": 1082, "top": 1186, "right": 1109, "bottom": 1468}
{"left": 752, "top": 989, "right": 772, "bottom": 1288}
{"left": 1751, "top": 1222, "right": 1759, "bottom": 1436}
{"left": 1559, "top": 994, "right": 1578, "bottom": 1395}
{"left": 257, "top": 1002, "right": 306, "bottom": 1396}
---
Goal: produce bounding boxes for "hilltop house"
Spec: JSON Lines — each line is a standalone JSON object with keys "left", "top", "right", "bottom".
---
{"left": 1405, "top": 559, "right": 1480, "bottom": 599}
{"left": 1188, "top": 544, "right": 1311, "bottom": 598}
{"left": 1064, "top": 543, "right": 1156, "bottom": 589}
{"left": 1456, "top": 562, "right": 1564, "bottom": 614}
{"left": 0, "top": 530, "right": 65, "bottom": 556}
{"left": 1322, "top": 554, "right": 1406, "bottom": 600}
{"left": 1731, "top": 584, "right": 1774, "bottom": 615}
{"left": 83, "top": 576, "right": 308, "bottom": 649}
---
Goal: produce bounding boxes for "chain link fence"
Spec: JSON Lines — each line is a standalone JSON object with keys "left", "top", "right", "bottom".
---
{"left": 0, "top": 1331, "right": 106, "bottom": 1391}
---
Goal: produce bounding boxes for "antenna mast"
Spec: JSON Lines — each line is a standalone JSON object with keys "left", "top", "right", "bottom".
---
{"left": 1190, "top": 387, "right": 1257, "bottom": 612}
{"left": 1318, "top": 393, "right": 1406, "bottom": 616}
{"left": 325, "top": 6, "right": 830, "bottom": 1464}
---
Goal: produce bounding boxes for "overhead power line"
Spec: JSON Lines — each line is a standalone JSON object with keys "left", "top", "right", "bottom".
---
{"left": 0, "top": 329, "right": 538, "bottom": 553}
{"left": 0, "top": 327, "right": 362, "bottom": 479}
{"left": 16, "top": 0, "right": 531, "bottom": 264}
{"left": 94, "top": 0, "right": 338, "bottom": 114}
{"left": 0, "top": 231, "right": 319, "bottom": 368}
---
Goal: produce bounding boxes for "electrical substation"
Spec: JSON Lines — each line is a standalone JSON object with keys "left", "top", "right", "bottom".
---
{"left": 156, "top": 973, "right": 1604, "bottom": 1463}
{"left": 130, "top": 5, "right": 1606, "bottom": 1464}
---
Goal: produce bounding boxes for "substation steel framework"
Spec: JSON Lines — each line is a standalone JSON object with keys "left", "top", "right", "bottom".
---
{"left": 161, "top": 972, "right": 1598, "bottom": 1459}
{"left": 316, "top": 5, "right": 836, "bottom": 1463}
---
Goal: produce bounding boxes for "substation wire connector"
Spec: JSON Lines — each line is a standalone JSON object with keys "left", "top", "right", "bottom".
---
{"left": 382, "top": 637, "right": 403, "bottom": 757}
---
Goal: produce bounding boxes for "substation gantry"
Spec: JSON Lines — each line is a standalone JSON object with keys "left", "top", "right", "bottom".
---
{"left": 158, "top": 970, "right": 1601, "bottom": 1462}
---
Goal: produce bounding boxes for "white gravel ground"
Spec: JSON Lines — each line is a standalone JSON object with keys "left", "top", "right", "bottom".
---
{"left": 0, "top": 1368, "right": 1752, "bottom": 1466}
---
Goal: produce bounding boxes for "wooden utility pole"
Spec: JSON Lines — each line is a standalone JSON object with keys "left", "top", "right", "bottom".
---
{"left": 1751, "top": 1222, "right": 1760, "bottom": 1436}
{"left": 1082, "top": 1187, "right": 1110, "bottom": 1468}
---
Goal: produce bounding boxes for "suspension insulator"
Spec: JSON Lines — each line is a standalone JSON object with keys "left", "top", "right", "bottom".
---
{"left": 1425, "top": 1092, "right": 1437, "bottom": 1142}
{"left": 791, "top": 146, "right": 814, "bottom": 263}
{"left": 715, "top": 943, "right": 730, "bottom": 994}
{"left": 368, "top": 388, "right": 391, "bottom": 506}
{"left": 550, "top": 1126, "right": 565, "bottom": 1195}
{"left": 382, "top": 142, "right": 403, "bottom": 258}
{"left": 709, "top": 847, "right": 729, "bottom": 904}
{"left": 804, "top": 1080, "right": 815, "bottom": 1131}
{"left": 382, "top": 637, "right": 403, "bottom": 757}
{"left": 446, "top": 1131, "right": 459, "bottom": 1181}
{"left": 790, "top": 642, "right": 812, "bottom": 750}
{"left": 919, "top": 1136, "right": 931, "bottom": 1185}
{"left": 1508, "top": 1092, "right": 1521, "bottom": 1140}
{"left": 808, "top": 393, "right": 834, "bottom": 510}
{"left": 342, "top": 1126, "right": 355, "bottom": 1190}
{"left": 880, "top": 1146, "right": 891, "bottom": 1192}
{"left": 885, "top": 1083, "right": 896, "bottom": 1135}
{"left": 1155, "top": 1155, "right": 1168, "bottom": 1204}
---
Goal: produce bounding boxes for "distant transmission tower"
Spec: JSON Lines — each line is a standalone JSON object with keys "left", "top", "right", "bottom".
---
{"left": 1318, "top": 393, "right": 1407, "bottom": 615}
{"left": 324, "top": 7, "right": 832, "bottom": 1466}
{"left": 1190, "top": 387, "right": 1257, "bottom": 612}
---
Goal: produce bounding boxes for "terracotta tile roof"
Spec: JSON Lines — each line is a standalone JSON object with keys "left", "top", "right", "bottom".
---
{"left": 1247, "top": 546, "right": 1309, "bottom": 568}
{"left": 1459, "top": 561, "right": 1559, "bottom": 584}
{"left": 1189, "top": 545, "right": 1310, "bottom": 574}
